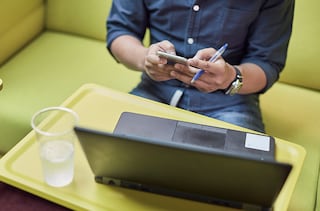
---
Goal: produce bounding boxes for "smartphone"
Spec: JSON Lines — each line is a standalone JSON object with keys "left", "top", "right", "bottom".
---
{"left": 157, "top": 51, "right": 188, "bottom": 65}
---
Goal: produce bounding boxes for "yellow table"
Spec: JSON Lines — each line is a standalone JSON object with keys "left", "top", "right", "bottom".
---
{"left": 0, "top": 84, "right": 305, "bottom": 211}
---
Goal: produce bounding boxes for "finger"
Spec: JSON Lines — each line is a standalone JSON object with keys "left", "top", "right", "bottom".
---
{"left": 146, "top": 63, "right": 177, "bottom": 81}
{"left": 193, "top": 48, "right": 215, "bottom": 60}
{"left": 188, "top": 58, "right": 212, "bottom": 72}
{"left": 146, "top": 53, "right": 163, "bottom": 64}
{"left": 188, "top": 47, "right": 217, "bottom": 69}
{"left": 173, "top": 65, "right": 219, "bottom": 93}
{"left": 190, "top": 75, "right": 220, "bottom": 93}
{"left": 189, "top": 57, "right": 226, "bottom": 75}
{"left": 146, "top": 44, "right": 165, "bottom": 64}
{"left": 158, "top": 40, "right": 175, "bottom": 53}
{"left": 170, "top": 70, "right": 193, "bottom": 85}
{"left": 174, "top": 63, "right": 199, "bottom": 75}
{"left": 149, "top": 41, "right": 176, "bottom": 65}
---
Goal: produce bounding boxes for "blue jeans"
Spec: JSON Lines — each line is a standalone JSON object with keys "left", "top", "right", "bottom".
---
{"left": 130, "top": 73, "right": 265, "bottom": 133}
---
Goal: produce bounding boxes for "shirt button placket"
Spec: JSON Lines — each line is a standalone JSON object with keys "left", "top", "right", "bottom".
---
{"left": 187, "top": 4, "right": 200, "bottom": 48}
{"left": 187, "top": 4, "right": 200, "bottom": 55}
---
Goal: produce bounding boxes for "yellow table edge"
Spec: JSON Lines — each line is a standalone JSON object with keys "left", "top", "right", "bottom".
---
{"left": 0, "top": 83, "right": 306, "bottom": 211}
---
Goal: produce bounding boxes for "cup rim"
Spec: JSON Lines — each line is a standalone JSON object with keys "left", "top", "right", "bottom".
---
{"left": 31, "top": 106, "right": 79, "bottom": 137}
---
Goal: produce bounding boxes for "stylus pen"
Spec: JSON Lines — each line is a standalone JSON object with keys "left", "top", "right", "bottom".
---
{"left": 191, "top": 43, "right": 228, "bottom": 83}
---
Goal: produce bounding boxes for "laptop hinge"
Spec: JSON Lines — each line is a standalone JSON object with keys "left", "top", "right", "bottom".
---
{"left": 243, "top": 204, "right": 273, "bottom": 211}
{"left": 96, "top": 176, "right": 273, "bottom": 211}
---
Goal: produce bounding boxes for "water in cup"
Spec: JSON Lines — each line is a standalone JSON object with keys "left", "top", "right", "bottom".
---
{"left": 40, "top": 140, "right": 74, "bottom": 187}
{"left": 31, "top": 107, "right": 79, "bottom": 187}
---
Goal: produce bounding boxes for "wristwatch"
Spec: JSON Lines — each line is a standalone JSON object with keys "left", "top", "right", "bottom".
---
{"left": 224, "top": 66, "right": 243, "bottom": 96}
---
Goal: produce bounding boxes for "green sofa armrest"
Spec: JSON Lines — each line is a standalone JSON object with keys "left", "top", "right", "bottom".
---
{"left": 0, "top": 0, "right": 44, "bottom": 65}
{"left": 279, "top": 0, "right": 320, "bottom": 91}
{"left": 260, "top": 0, "right": 320, "bottom": 210}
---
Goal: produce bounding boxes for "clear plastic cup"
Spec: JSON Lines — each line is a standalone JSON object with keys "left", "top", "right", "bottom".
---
{"left": 31, "top": 107, "right": 79, "bottom": 187}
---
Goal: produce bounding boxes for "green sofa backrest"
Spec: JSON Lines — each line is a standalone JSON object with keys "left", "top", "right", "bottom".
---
{"left": 2, "top": 0, "right": 319, "bottom": 92}
{"left": 279, "top": 0, "right": 320, "bottom": 91}
{"left": 0, "top": 0, "right": 111, "bottom": 65}
{"left": 46, "top": 0, "right": 111, "bottom": 41}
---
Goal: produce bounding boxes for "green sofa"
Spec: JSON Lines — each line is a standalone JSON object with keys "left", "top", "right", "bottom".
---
{"left": 0, "top": 0, "right": 319, "bottom": 210}
{"left": 0, "top": 0, "right": 142, "bottom": 154}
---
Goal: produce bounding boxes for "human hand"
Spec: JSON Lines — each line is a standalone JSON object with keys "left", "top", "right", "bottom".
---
{"left": 144, "top": 40, "right": 179, "bottom": 81}
{"left": 172, "top": 48, "right": 235, "bottom": 93}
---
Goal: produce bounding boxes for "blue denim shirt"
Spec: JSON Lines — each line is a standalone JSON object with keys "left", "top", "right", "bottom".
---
{"left": 106, "top": 0, "right": 294, "bottom": 132}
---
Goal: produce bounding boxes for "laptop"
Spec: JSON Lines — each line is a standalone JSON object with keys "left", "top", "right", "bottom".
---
{"left": 74, "top": 112, "right": 292, "bottom": 211}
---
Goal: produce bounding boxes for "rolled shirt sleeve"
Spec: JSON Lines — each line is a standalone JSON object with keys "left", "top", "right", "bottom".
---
{"left": 107, "top": 1, "right": 148, "bottom": 52}
{"left": 242, "top": 0, "right": 295, "bottom": 92}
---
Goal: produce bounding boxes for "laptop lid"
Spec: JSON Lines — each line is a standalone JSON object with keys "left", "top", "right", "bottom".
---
{"left": 75, "top": 119, "right": 291, "bottom": 210}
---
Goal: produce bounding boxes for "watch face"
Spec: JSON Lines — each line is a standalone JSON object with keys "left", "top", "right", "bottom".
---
{"left": 225, "top": 66, "right": 243, "bottom": 95}
{"left": 226, "top": 80, "right": 243, "bottom": 96}
{"left": 230, "top": 84, "right": 242, "bottom": 95}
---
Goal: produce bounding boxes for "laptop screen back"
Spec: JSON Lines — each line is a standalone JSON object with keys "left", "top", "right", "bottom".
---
{"left": 75, "top": 126, "right": 292, "bottom": 209}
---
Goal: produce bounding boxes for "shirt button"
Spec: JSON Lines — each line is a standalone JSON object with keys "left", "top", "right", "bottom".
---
{"left": 193, "top": 5, "right": 200, "bottom": 12}
{"left": 187, "top": 38, "right": 194, "bottom": 44}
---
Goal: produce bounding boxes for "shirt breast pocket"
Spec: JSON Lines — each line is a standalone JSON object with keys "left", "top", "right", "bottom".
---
{"left": 218, "top": 7, "right": 259, "bottom": 49}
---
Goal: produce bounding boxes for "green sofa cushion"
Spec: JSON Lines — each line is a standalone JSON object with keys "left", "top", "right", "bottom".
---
{"left": 0, "top": 31, "right": 141, "bottom": 154}
{"left": 261, "top": 83, "right": 320, "bottom": 211}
